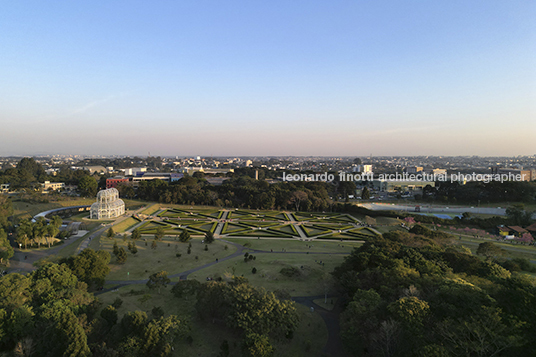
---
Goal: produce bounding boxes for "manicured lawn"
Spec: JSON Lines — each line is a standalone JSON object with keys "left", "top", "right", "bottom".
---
{"left": 113, "top": 217, "right": 143, "bottom": 233}
{"left": 140, "top": 204, "right": 161, "bottom": 215}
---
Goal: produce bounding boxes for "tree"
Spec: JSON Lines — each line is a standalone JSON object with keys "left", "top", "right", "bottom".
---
{"left": 361, "top": 187, "right": 371, "bottom": 200}
{"left": 78, "top": 175, "right": 98, "bottom": 197}
{"left": 60, "top": 248, "right": 111, "bottom": 288}
{"left": 476, "top": 242, "right": 505, "bottom": 260}
{"left": 33, "top": 217, "right": 47, "bottom": 248}
{"left": 131, "top": 242, "right": 138, "bottom": 255}
{"left": 147, "top": 271, "right": 170, "bottom": 294}
{"left": 120, "top": 311, "right": 147, "bottom": 335}
{"left": 101, "top": 305, "right": 118, "bottom": 326}
{"left": 106, "top": 227, "right": 115, "bottom": 239}
{"left": 151, "top": 306, "right": 164, "bottom": 319}
{"left": 0, "top": 195, "right": 14, "bottom": 229}
{"left": 50, "top": 215, "right": 62, "bottom": 229}
{"left": 116, "top": 247, "right": 127, "bottom": 264}
{"left": 242, "top": 333, "right": 274, "bottom": 357}
{"left": 16, "top": 219, "right": 32, "bottom": 249}
{"left": 141, "top": 315, "right": 189, "bottom": 356}
{"left": 171, "top": 280, "right": 201, "bottom": 299}
{"left": 179, "top": 230, "right": 191, "bottom": 242}
{"left": 131, "top": 228, "right": 141, "bottom": 241}
{"left": 37, "top": 301, "right": 91, "bottom": 357}
{"left": 0, "top": 228, "right": 14, "bottom": 265}
{"left": 151, "top": 240, "right": 158, "bottom": 250}
{"left": 155, "top": 226, "right": 165, "bottom": 241}
{"left": 506, "top": 204, "right": 534, "bottom": 226}
{"left": 45, "top": 222, "right": 60, "bottom": 248}
{"left": 289, "top": 191, "right": 308, "bottom": 211}
{"left": 205, "top": 231, "right": 215, "bottom": 244}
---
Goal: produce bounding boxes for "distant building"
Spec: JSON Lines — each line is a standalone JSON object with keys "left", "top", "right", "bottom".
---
{"left": 371, "top": 179, "right": 435, "bottom": 193}
{"left": 0, "top": 183, "right": 9, "bottom": 193}
{"left": 491, "top": 167, "right": 535, "bottom": 182}
{"left": 507, "top": 226, "right": 529, "bottom": 237}
{"left": 90, "top": 188, "right": 125, "bottom": 219}
{"left": 83, "top": 165, "right": 107, "bottom": 174}
{"left": 106, "top": 177, "right": 131, "bottom": 189}
{"left": 130, "top": 172, "right": 184, "bottom": 186}
{"left": 430, "top": 168, "right": 447, "bottom": 176}
{"left": 352, "top": 164, "right": 373, "bottom": 174}
{"left": 122, "top": 167, "right": 147, "bottom": 176}
{"left": 177, "top": 167, "right": 234, "bottom": 175}
{"left": 405, "top": 166, "right": 424, "bottom": 174}
{"left": 205, "top": 177, "right": 229, "bottom": 186}
{"left": 41, "top": 181, "right": 65, "bottom": 191}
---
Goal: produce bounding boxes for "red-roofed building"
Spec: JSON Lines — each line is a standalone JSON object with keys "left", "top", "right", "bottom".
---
{"left": 106, "top": 177, "right": 130, "bottom": 189}
{"left": 508, "top": 226, "right": 529, "bottom": 237}
{"left": 525, "top": 223, "right": 536, "bottom": 233}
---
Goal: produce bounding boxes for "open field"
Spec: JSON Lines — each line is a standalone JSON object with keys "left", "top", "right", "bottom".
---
{"left": 225, "top": 237, "right": 361, "bottom": 253}
{"left": 188, "top": 252, "right": 346, "bottom": 297}
{"left": 97, "top": 236, "right": 238, "bottom": 281}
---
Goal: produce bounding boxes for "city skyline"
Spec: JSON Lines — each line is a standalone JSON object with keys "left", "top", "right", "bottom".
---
{"left": 1, "top": 1, "right": 535, "bottom": 157}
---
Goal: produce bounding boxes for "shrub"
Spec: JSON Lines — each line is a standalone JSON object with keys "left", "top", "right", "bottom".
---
{"left": 280, "top": 266, "right": 300, "bottom": 278}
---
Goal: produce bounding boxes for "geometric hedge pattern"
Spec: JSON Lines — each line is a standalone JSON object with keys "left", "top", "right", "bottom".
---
{"left": 133, "top": 208, "right": 377, "bottom": 241}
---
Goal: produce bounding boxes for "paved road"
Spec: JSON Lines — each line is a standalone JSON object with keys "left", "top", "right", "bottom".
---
{"left": 9, "top": 234, "right": 84, "bottom": 273}
{"left": 293, "top": 295, "right": 350, "bottom": 357}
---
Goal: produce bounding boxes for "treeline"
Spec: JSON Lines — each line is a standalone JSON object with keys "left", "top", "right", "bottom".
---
{"left": 424, "top": 180, "right": 536, "bottom": 204}
{"left": 332, "top": 229, "right": 536, "bottom": 356}
{"left": 0, "top": 250, "right": 189, "bottom": 357}
{"left": 127, "top": 175, "right": 336, "bottom": 212}
{"left": 0, "top": 157, "right": 96, "bottom": 194}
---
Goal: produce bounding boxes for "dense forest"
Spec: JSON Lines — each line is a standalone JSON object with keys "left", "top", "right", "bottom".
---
{"left": 333, "top": 226, "right": 536, "bottom": 356}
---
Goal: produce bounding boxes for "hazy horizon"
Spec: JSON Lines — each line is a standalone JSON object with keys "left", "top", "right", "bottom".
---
{"left": 1, "top": 1, "right": 535, "bottom": 157}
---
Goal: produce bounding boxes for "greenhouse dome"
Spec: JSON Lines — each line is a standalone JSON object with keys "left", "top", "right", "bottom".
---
{"left": 90, "top": 188, "right": 125, "bottom": 219}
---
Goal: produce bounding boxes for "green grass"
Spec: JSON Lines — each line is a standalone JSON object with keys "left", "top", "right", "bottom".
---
{"left": 56, "top": 232, "right": 94, "bottom": 258}
{"left": 458, "top": 237, "right": 536, "bottom": 261}
{"left": 100, "top": 237, "right": 237, "bottom": 281}
{"left": 188, "top": 253, "right": 347, "bottom": 297}
{"left": 225, "top": 238, "right": 361, "bottom": 253}
{"left": 112, "top": 217, "right": 139, "bottom": 233}
{"left": 301, "top": 225, "right": 331, "bottom": 237}
{"left": 140, "top": 204, "right": 160, "bottom": 215}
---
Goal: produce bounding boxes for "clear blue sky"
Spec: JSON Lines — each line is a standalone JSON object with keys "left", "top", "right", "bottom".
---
{"left": 1, "top": 1, "right": 534, "bottom": 156}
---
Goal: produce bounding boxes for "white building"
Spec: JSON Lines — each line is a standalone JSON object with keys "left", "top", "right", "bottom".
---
{"left": 90, "top": 188, "right": 125, "bottom": 219}
{"left": 41, "top": 181, "right": 65, "bottom": 191}
{"left": 352, "top": 164, "right": 373, "bottom": 174}
{"left": 123, "top": 167, "right": 147, "bottom": 176}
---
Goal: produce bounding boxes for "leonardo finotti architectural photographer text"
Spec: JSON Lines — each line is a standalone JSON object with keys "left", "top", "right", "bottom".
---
{"left": 282, "top": 171, "right": 527, "bottom": 183}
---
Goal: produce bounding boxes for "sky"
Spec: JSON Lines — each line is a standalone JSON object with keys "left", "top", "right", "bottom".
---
{"left": 1, "top": 0, "right": 535, "bottom": 157}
